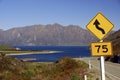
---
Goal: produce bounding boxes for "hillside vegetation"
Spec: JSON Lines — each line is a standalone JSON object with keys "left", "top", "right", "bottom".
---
{"left": 0, "top": 56, "right": 91, "bottom": 80}
{"left": 0, "top": 45, "right": 15, "bottom": 51}
{"left": 0, "top": 56, "right": 31, "bottom": 80}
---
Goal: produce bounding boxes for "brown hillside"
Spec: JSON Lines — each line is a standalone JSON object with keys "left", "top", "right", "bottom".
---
{"left": 105, "top": 29, "right": 120, "bottom": 55}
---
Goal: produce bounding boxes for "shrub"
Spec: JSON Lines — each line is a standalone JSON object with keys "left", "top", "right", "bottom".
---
{"left": 20, "top": 69, "right": 36, "bottom": 79}
{"left": 72, "top": 75, "right": 80, "bottom": 80}
{"left": 42, "top": 57, "right": 89, "bottom": 80}
{"left": 0, "top": 52, "right": 6, "bottom": 57}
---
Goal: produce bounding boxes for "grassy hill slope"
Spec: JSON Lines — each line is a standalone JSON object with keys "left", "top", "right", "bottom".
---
{"left": 0, "top": 56, "right": 91, "bottom": 80}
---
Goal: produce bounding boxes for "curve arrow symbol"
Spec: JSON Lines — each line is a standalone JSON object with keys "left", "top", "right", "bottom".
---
{"left": 93, "top": 19, "right": 105, "bottom": 34}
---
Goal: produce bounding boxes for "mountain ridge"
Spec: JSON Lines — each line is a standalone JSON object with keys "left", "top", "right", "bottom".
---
{"left": 0, "top": 23, "right": 97, "bottom": 46}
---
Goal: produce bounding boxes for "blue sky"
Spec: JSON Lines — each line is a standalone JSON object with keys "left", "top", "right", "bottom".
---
{"left": 0, "top": 0, "right": 120, "bottom": 30}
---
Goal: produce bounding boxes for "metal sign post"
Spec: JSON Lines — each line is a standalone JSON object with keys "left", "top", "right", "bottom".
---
{"left": 100, "top": 40, "right": 105, "bottom": 80}
{"left": 100, "top": 56, "right": 105, "bottom": 80}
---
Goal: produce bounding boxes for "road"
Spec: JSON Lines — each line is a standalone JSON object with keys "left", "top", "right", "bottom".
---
{"left": 77, "top": 57, "right": 120, "bottom": 80}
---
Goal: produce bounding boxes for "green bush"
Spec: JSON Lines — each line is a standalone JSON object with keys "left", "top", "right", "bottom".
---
{"left": 20, "top": 69, "right": 36, "bottom": 78}
{"left": 72, "top": 75, "right": 80, "bottom": 80}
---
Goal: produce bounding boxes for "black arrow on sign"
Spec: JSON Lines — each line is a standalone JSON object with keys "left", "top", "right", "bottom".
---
{"left": 93, "top": 19, "right": 105, "bottom": 34}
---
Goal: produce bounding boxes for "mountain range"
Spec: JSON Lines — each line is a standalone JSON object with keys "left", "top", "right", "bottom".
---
{"left": 0, "top": 23, "right": 97, "bottom": 46}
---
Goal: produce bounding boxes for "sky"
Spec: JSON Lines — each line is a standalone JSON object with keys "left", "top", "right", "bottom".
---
{"left": 0, "top": 0, "right": 120, "bottom": 30}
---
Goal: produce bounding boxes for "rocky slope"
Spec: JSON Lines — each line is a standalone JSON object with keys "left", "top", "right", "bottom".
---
{"left": 105, "top": 29, "right": 120, "bottom": 63}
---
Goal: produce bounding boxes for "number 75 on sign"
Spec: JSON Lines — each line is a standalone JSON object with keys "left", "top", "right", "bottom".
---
{"left": 91, "top": 42, "right": 112, "bottom": 56}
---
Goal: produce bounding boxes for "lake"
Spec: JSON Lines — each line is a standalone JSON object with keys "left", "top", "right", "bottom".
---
{"left": 11, "top": 46, "right": 91, "bottom": 62}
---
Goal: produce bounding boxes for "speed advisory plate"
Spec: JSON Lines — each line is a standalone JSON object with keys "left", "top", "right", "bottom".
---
{"left": 91, "top": 42, "right": 112, "bottom": 56}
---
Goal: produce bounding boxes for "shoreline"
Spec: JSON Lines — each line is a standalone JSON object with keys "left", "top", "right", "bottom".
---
{"left": 6, "top": 50, "right": 63, "bottom": 56}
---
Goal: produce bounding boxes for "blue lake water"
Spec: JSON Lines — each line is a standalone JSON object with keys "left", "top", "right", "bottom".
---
{"left": 11, "top": 46, "right": 91, "bottom": 62}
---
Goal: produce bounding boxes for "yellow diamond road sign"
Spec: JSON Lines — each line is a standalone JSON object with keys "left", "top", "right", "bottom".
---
{"left": 91, "top": 42, "right": 112, "bottom": 56}
{"left": 86, "top": 13, "right": 114, "bottom": 40}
